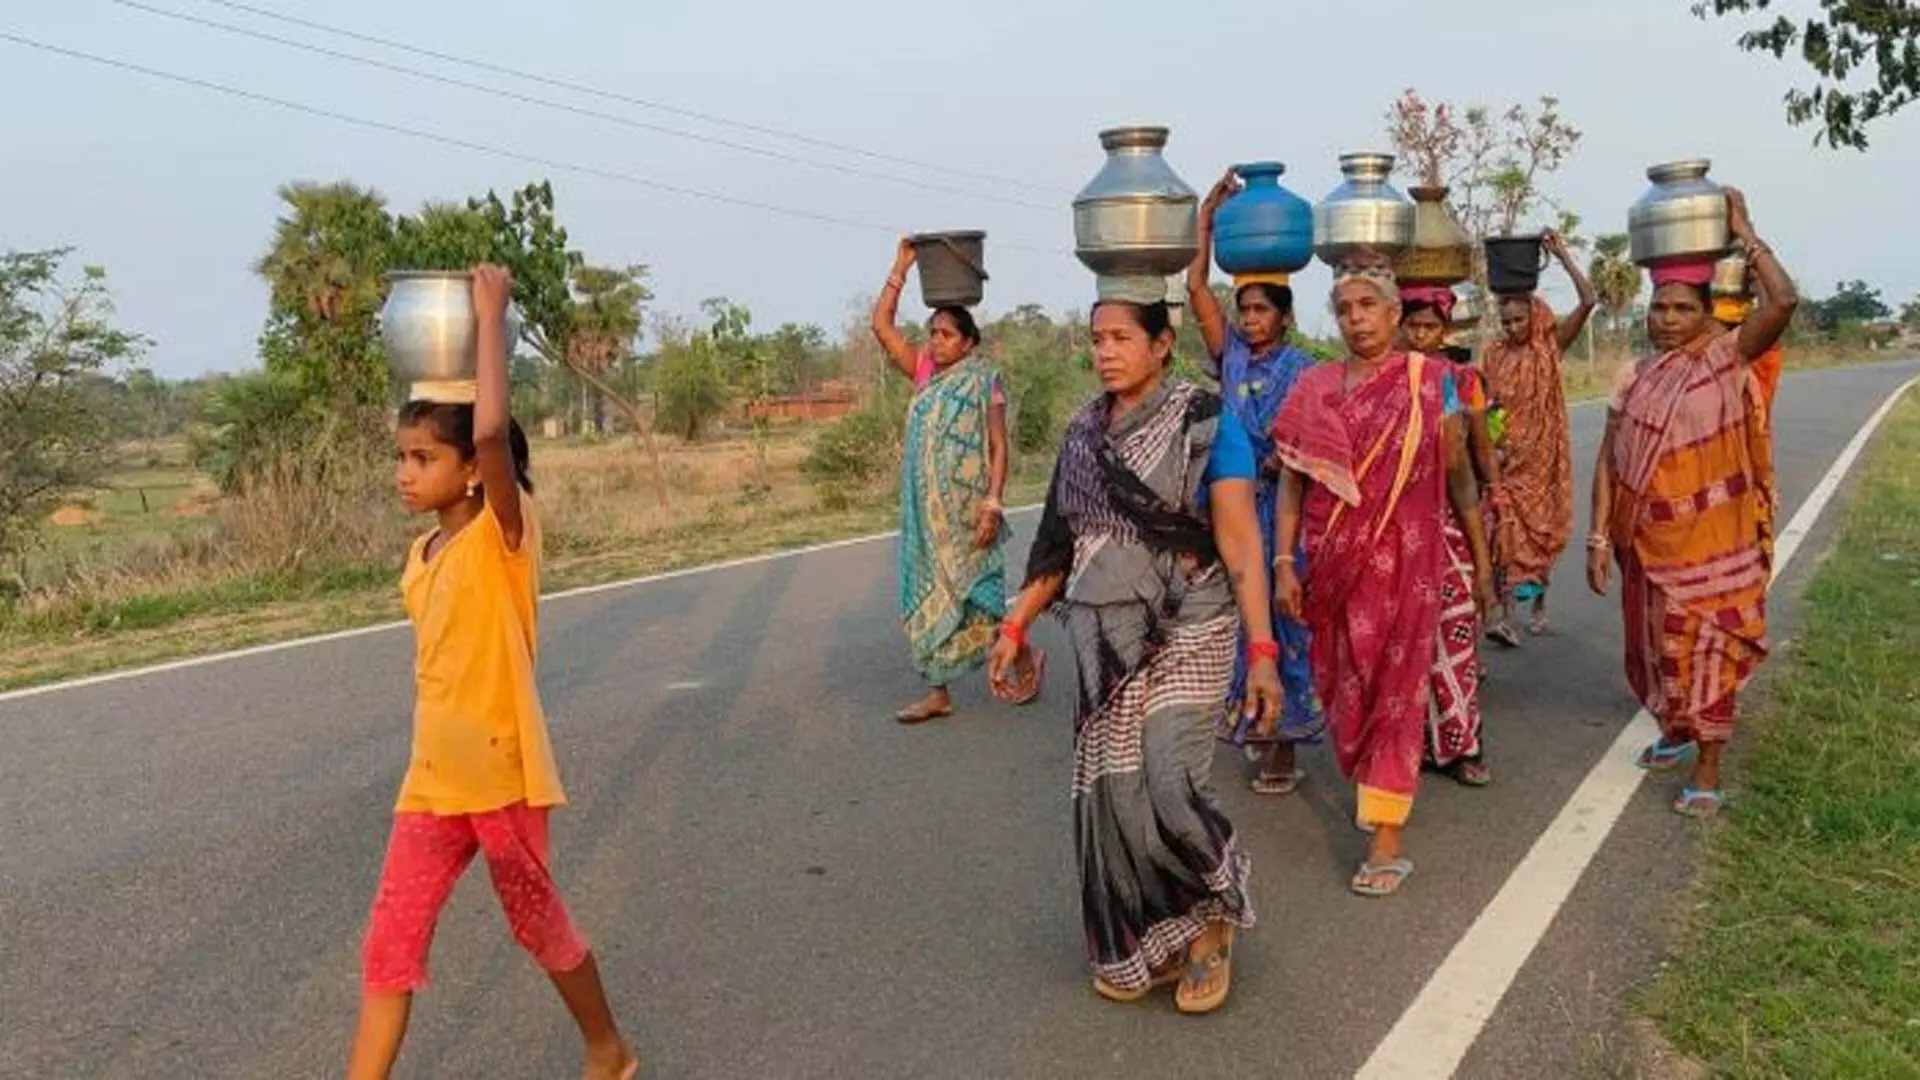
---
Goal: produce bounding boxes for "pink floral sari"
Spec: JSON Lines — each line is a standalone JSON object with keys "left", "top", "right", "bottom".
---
{"left": 1272, "top": 352, "right": 1452, "bottom": 827}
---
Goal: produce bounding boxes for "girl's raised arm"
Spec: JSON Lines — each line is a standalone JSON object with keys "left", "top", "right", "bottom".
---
{"left": 470, "top": 263, "right": 524, "bottom": 550}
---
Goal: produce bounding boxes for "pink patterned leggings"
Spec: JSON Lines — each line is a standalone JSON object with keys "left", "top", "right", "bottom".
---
{"left": 361, "top": 803, "right": 589, "bottom": 994}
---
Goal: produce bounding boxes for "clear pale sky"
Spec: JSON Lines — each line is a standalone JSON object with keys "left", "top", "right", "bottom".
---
{"left": 4, "top": 0, "right": 1915, "bottom": 377}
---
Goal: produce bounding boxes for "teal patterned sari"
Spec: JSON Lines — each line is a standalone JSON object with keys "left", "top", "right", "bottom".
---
{"left": 897, "top": 357, "right": 1006, "bottom": 684}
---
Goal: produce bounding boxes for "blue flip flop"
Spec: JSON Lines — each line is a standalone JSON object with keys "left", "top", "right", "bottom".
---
{"left": 1350, "top": 858, "right": 1414, "bottom": 897}
{"left": 1673, "top": 787, "right": 1726, "bottom": 818}
{"left": 1636, "top": 737, "right": 1697, "bottom": 772}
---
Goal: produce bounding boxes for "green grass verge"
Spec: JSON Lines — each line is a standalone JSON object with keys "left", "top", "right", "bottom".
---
{"left": 1647, "top": 390, "right": 1920, "bottom": 1078}
{"left": 0, "top": 466, "right": 1053, "bottom": 692}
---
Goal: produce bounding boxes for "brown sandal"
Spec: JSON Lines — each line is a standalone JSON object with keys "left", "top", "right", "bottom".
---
{"left": 1174, "top": 927, "right": 1234, "bottom": 1014}
{"left": 1092, "top": 964, "right": 1183, "bottom": 1003}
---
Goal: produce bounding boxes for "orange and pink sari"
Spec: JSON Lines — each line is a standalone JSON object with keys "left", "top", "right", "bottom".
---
{"left": 1608, "top": 331, "right": 1774, "bottom": 742}
{"left": 1484, "top": 297, "right": 1574, "bottom": 592}
{"left": 1273, "top": 353, "right": 1452, "bottom": 827}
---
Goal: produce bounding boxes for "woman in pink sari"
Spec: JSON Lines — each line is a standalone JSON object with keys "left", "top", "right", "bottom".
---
{"left": 1272, "top": 263, "right": 1495, "bottom": 896}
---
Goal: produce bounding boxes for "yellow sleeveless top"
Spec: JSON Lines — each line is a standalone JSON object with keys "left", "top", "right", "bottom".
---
{"left": 395, "top": 499, "right": 565, "bottom": 815}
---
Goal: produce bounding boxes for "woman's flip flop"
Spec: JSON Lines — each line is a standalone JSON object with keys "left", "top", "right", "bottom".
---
{"left": 1092, "top": 964, "right": 1183, "bottom": 1004}
{"left": 1350, "top": 858, "right": 1414, "bottom": 897}
{"left": 1251, "top": 767, "right": 1306, "bottom": 796}
{"left": 1635, "top": 738, "right": 1697, "bottom": 772}
{"left": 1174, "top": 928, "right": 1234, "bottom": 1014}
{"left": 1673, "top": 787, "right": 1726, "bottom": 819}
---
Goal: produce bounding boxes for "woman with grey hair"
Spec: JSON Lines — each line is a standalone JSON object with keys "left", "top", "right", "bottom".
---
{"left": 1268, "top": 262, "right": 1495, "bottom": 897}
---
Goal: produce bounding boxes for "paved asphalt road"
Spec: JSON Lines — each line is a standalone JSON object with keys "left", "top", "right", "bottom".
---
{"left": 2, "top": 360, "right": 1914, "bottom": 1080}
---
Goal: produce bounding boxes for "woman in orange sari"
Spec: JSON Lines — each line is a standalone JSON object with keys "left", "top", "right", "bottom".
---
{"left": 1272, "top": 264, "right": 1495, "bottom": 896}
{"left": 1588, "top": 188, "right": 1796, "bottom": 817}
{"left": 1483, "top": 229, "right": 1595, "bottom": 644}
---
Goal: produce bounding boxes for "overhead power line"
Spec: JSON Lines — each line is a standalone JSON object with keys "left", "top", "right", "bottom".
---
{"left": 178, "top": 0, "right": 1067, "bottom": 198}
{"left": 0, "top": 30, "right": 1061, "bottom": 254}
{"left": 108, "top": 0, "right": 1056, "bottom": 213}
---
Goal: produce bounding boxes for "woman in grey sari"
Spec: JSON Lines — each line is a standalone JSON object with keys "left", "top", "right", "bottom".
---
{"left": 988, "top": 297, "right": 1281, "bottom": 1014}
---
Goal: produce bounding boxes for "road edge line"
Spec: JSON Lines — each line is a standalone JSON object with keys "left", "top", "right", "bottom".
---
{"left": 0, "top": 505, "right": 1041, "bottom": 704}
{"left": 1356, "top": 374, "right": 1919, "bottom": 1079}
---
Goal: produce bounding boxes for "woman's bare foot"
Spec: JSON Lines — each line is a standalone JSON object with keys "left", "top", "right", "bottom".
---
{"left": 894, "top": 686, "right": 952, "bottom": 724}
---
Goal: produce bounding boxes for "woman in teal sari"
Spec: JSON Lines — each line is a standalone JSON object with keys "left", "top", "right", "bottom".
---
{"left": 873, "top": 239, "right": 1019, "bottom": 724}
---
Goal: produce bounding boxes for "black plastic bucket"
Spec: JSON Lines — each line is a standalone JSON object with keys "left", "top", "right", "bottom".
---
{"left": 908, "top": 231, "right": 988, "bottom": 308}
{"left": 1484, "top": 234, "right": 1548, "bottom": 295}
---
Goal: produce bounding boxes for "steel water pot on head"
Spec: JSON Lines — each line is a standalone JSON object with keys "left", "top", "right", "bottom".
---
{"left": 1629, "top": 159, "right": 1730, "bottom": 267}
{"left": 381, "top": 270, "right": 522, "bottom": 384}
{"left": 1313, "top": 152, "right": 1415, "bottom": 267}
{"left": 1073, "top": 125, "right": 1199, "bottom": 278}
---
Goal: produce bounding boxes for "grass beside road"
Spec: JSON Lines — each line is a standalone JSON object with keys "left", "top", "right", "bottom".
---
{"left": 1, "top": 429, "right": 1051, "bottom": 692}
{"left": 1647, "top": 390, "right": 1920, "bottom": 1077}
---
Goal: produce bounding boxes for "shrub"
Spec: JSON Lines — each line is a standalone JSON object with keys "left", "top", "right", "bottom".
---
{"left": 804, "top": 397, "right": 903, "bottom": 510}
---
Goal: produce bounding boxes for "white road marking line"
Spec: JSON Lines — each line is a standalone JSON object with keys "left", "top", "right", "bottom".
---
{"left": 0, "top": 505, "right": 1040, "bottom": 705}
{"left": 1358, "top": 374, "right": 1918, "bottom": 1079}
{"left": 665, "top": 681, "right": 704, "bottom": 691}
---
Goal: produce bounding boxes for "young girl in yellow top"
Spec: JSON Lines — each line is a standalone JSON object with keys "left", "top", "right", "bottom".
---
{"left": 347, "top": 265, "right": 638, "bottom": 1080}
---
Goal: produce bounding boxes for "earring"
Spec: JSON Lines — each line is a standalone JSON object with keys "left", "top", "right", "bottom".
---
{"left": 466, "top": 480, "right": 479, "bottom": 497}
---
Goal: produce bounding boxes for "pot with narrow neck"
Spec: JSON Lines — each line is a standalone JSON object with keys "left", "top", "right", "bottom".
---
{"left": 1629, "top": 159, "right": 1729, "bottom": 267}
{"left": 1313, "top": 152, "right": 1415, "bottom": 267}
{"left": 1396, "top": 185, "right": 1472, "bottom": 285}
{"left": 1211, "top": 161, "right": 1313, "bottom": 276}
{"left": 1073, "top": 125, "right": 1199, "bottom": 278}
{"left": 381, "top": 270, "right": 522, "bottom": 384}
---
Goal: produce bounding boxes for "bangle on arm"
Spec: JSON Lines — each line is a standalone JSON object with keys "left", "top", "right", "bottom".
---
{"left": 1246, "top": 640, "right": 1280, "bottom": 665}
{"left": 1587, "top": 532, "right": 1612, "bottom": 552}
{"left": 1000, "top": 621, "right": 1027, "bottom": 647}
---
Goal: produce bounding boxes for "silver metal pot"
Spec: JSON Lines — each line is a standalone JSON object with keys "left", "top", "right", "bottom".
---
{"left": 1628, "top": 159, "right": 1729, "bottom": 267}
{"left": 380, "top": 270, "right": 521, "bottom": 384}
{"left": 1711, "top": 252, "right": 1750, "bottom": 298}
{"left": 1313, "top": 152, "right": 1415, "bottom": 267}
{"left": 1072, "top": 126, "right": 1198, "bottom": 278}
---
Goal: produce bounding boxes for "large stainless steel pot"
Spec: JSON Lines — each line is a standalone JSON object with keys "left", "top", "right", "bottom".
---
{"left": 1072, "top": 126, "right": 1198, "bottom": 278}
{"left": 1313, "top": 152, "right": 1414, "bottom": 267}
{"left": 1628, "top": 159, "right": 1729, "bottom": 267}
{"left": 381, "top": 270, "right": 521, "bottom": 384}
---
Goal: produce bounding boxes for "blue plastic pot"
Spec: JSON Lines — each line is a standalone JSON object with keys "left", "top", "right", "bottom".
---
{"left": 1212, "top": 162, "right": 1314, "bottom": 276}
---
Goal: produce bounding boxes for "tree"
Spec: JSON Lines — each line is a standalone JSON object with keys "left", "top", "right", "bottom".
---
{"left": 1588, "top": 233, "right": 1643, "bottom": 344}
{"left": 1385, "top": 90, "right": 1583, "bottom": 306}
{"left": 1811, "top": 279, "right": 1892, "bottom": 328}
{"left": 1693, "top": 0, "right": 1920, "bottom": 149}
{"left": 0, "top": 250, "right": 144, "bottom": 561}
{"left": 254, "top": 181, "right": 393, "bottom": 409}
{"left": 652, "top": 325, "right": 728, "bottom": 442}
{"left": 765, "top": 322, "right": 830, "bottom": 395}
{"left": 470, "top": 182, "right": 672, "bottom": 503}
{"left": 1900, "top": 295, "right": 1920, "bottom": 331}
{"left": 568, "top": 263, "right": 652, "bottom": 434}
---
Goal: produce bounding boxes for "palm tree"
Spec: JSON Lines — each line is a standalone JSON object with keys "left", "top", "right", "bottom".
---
{"left": 255, "top": 182, "right": 392, "bottom": 325}
{"left": 254, "top": 182, "right": 394, "bottom": 407}
{"left": 1588, "top": 233, "right": 1641, "bottom": 350}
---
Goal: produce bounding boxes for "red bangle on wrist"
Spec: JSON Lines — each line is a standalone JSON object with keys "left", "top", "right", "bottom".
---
{"left": 1000, "top": 622, "right": 1027, "bottom": 647}
{"left": 1246, "top": 640, "right": 1280, "bottom": 664}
